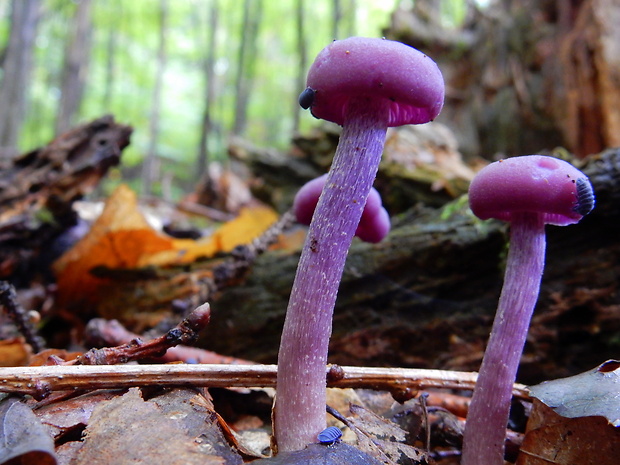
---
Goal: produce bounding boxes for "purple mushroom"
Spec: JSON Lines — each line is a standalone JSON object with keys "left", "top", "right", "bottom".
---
{"left": 462, "top": 155, "right": 595, "bottom": 465}
{"left": 275, "top": 36, "right": 444, "bottom": 452}
{"left": 294, "top": 174, "right": 391, "bottom": 243}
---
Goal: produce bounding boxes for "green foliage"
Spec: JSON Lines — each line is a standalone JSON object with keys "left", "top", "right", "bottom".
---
{"left": 4, "top": 0, "right": 455, "bottom": 199}
{"left": 439, "top": 0, "right": 468, "bottom": 27}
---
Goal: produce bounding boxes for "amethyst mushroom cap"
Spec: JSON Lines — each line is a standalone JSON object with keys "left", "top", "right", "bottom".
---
{"left": 306, "top": 37, "right": 444, "bottom": 126}
{"left": 462, "top": 155, "right": 595, "bottom": 465}
{"left": 275, "top": 36, "right": 444, "bottom": 452}
{"left": 468, "top": 155, "right": 593, "bottom": 225}
{"left": 294, "top": 174, "right": 391, "bottom": 243}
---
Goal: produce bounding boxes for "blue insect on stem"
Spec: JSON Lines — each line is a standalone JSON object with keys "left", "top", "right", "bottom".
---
{"left": 574, "top": 177, "right": 595, "bottom": 216}
{"left": 317, "top": 426, "right": 342, "bottom": 446}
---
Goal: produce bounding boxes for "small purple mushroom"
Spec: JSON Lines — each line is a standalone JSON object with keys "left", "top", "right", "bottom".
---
{"left": 462, "top": 155, "right": 595, "bottom": 465}
{"left": 293, "top": 174, "right": 391, "bottom": 243}
{"left": 275, "top": 36, "right": 444, "bottom": 452}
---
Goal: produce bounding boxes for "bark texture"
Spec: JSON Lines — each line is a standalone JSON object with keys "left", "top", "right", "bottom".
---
{"left": 388, "top": 0, "right": 620, "bottom": 159}
{"left": 0, "top": 115, "right": 132, "bottom": 284}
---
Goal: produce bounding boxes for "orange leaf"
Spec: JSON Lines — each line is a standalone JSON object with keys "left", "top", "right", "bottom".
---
{"left": 0, "top": 338, "right": 31, "bottom": 367}
{"left": 53, "top": 185, "right": 175, "bottom": 309}
{"left": 152, "top": 205, "right": 278, "bottom": 266}
{"left": 53, "top": 185, "right": 279, "bottom": 312}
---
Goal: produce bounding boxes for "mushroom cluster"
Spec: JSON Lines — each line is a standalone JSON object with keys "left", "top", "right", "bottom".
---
{"left": 275, "top": 36, "right": 444, "bottom": 452}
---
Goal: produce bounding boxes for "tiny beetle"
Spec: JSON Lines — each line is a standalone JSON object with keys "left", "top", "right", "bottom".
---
{"left": 573, "top": 177, "right": 595, "bottom": 216}
{"left": 298, "top": 87, "right": 316, "bottom": 110}
{"left": 317, "top": 426, "right": 342, "bottom": 446}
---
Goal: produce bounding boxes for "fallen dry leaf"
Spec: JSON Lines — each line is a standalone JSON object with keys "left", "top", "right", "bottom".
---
{"left": 0, "top": 338, "right": 31, "bottom": 367}
{"left": 147, "top": 388, "right": 244, "bottom": 463}
{"left": 516, "top": 400, "right": 620, "bottom": 465}
{"left": 53, "top": 185, "right": 277, "bottom": 311}
{"left": 0, "top": 396, "right": 57, "bottom": 465}
{"left": 152, "top": 203, "right": 278, "bottom": 265}
{"left": 73, "top": 388, "right": 227, "bottom": 465}
{"left": 34, "top": 390, "right": 119, "bottom": 440}
{"left": 53, "top": 185, "right": 174, "bottom": 309}
{"left": 528, "top": 359, "right": 620, "bottom": 426}
{"left": 347, "top": 403, "right": 428, "bottom": 465}
{"left": 517, "top": 360, "right": 620, "bottom": 464}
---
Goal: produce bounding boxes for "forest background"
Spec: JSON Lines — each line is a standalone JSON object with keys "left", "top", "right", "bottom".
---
{"left": 0, "top": 0, "right": 472, "bottom": 201}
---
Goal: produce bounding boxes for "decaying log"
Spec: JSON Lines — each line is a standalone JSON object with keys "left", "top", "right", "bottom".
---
{"left": 0, "top": 115, "right": 132, "bottom": 282}
{"left": 206, "top": 201, "right": 505, "bottom": 365}
{"left": 204, "top": 150, "right": 620, "bottom": 385}
{"left": 388, "top": 0, "right": 620, "bottom": 159}
{"left": 234, "top": 123, "right": 475, "bottom": 214}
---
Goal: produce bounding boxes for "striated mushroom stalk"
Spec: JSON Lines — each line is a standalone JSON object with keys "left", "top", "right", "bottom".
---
{"left": 462, "top": 155, "right": 595, "bottom": 465}
{"left": 275, "top": 37, "right": 444, "bottom": 452}
{"left": 276, "top": 99, "right": 388, "bottom": 452}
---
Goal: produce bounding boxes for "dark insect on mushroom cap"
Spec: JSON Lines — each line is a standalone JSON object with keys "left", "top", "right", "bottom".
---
{"left": 299, "top": 87, "right": 316, "bottom": 110}
{"left": 317, "top": 426, "right": 342, "bottom": 445}
{"left": 574, "top": 177, "right": 595, "bottom": 216}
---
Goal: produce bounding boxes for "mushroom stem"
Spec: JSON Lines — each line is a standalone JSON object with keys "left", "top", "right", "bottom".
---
{"left": 275, "top": 97, "right": 389, "bottom": 452}
{"left": 462, "top": 212, "right": 546, "bottom": 465}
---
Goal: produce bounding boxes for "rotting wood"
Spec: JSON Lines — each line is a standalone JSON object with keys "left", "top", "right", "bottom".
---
{"left": 0, "top": 115, "right": 132, "bottom": 283}
{"left": 234, "top": 124, "right": 473, "bottom": 215}
{"left": 205, "top": 149, "right": 620, "bottom": 384}
{"left": 0, "top": 115, "right": 132, "bottom": 225}
{"left": 389, "top": 0, "right": 620, "bottom": 159}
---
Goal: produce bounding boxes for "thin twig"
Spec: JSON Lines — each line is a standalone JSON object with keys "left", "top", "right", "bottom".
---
{"left": 67, "top": 303, "right": 212, "bottom": 365}
{"left": 248, "top": 209, "right": 296, "bottom": 256}
{"left": 0, "top": 281, "right": 45, "bottom": 352}
{"left": 419, "top": 392, "right": 431, "bottom": 453}
{"left": 213, "top": 209, "right": 296, "bottom": 287}
{"left": 0, "top": 364, "right": 530, "bottom": 401}
{"left": 84, "top": 314, "right": 254, "bottom": 365}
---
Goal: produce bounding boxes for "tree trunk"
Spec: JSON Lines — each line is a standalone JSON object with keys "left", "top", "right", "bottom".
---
{"left": 232, "top": 0, "right": 263, "bottom": 136}
{"left": 196, "top": 0, "right": 219, "bottom": 182}
{"left": 346, "top": 0, "right": 357, "bottom": 37}
{"left": 332, "top": 0, "right": 342, "bottom": 39}
{"left": 142, "top": 0, "right": 168, "bottom": 195}
{"left": 55, "top": 0, "right": 93, "bottom": 135}
{"left": 292, "top": 0, "right": 307, "bottom": 133}
{"left": 101, "top": 1, "right": 121, "bottom": 110}
{"left": 556, "top": 0, "right": 620, "bottom": 156}
{"left": 0, "top": 0, "right": 41, "bottom": 157}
